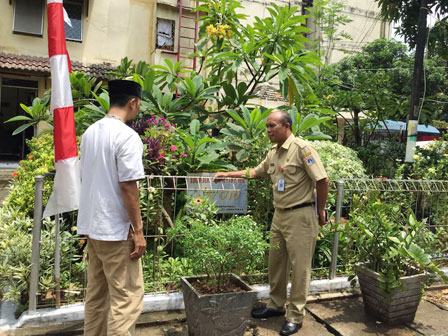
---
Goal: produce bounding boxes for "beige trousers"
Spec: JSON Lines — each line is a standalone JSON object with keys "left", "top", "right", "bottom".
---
{"left": 84, "top": 237, "right": 144, "bottom": 336}
{"left": 266, "top": 206, "right": 319, "bottom": 323}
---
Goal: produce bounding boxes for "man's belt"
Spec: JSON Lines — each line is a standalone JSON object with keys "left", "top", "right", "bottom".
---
{"left": 279, "top": 202, "right": 314, "bottom": 211}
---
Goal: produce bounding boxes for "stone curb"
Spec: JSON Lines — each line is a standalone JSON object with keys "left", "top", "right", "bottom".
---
{"left": 1, "top": 276, "right": 353, "bottom": 330}
{"left": 2, "top": 268, "right": 447, "bottom": 331}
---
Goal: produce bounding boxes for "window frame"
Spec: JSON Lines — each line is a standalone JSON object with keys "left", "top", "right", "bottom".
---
{"left": 64, "top": 0, "right": 83, "bottom": 42}
{"left": 156, "top": 17, "right": 176, "bottom": 52}
{"left": 12, "top": 0, "right": 45, "bottom": 37}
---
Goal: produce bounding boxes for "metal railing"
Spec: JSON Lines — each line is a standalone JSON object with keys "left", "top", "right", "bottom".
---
{"left": 28, "top": 176, "right": 448, "bottom": 312}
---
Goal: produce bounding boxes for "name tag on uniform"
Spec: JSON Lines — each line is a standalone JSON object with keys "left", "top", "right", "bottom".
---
{"left": 277, "top": 178, "right": 285, "bottom": 192}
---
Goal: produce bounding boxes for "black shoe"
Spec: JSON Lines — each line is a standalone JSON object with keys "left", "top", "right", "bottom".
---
{"left": 251, "top": 307, "right": 286, "bottom": 318}
{"left": 279, "top": 321, "right": 302, "bottom": 335}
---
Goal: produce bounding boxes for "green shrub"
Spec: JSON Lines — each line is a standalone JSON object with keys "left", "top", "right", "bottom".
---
{"left": 409, "top": 138, "right": 448, "bottom": 180}
{"left": 167, "top": 198, "right": 269, "bottom": 291}
{"left": 2, "top": 134, "right": 55, "bottom": 217}
{"left": 354, "top": 141, "right": 406, "bottom": 178}
{"left": 312, "top": 141, "right": 367, "bottom": 180}
{"left": 0, "top": 206, "right": 83, "bottom": 311}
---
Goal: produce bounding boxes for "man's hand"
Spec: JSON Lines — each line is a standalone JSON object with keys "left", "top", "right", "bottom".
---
{"left": 318, "top": 209, "right": 328, "bottom": 226}
{"left": 130, "top": 230, "right": 146, "bottom": 259}
{"left": 213, "top": 172, "right": 228, "bottom": 182}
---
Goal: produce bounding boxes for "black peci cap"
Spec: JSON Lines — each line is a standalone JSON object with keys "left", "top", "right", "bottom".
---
{"left": 108, "top": 80, "right": 142, "bottom": 99}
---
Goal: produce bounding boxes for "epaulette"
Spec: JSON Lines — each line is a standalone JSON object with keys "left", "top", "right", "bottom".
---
{"left": 293, "top": 137, "right": 309, "bottom": 149}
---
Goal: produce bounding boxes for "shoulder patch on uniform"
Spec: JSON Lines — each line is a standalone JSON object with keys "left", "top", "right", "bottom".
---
{"left": 304, "top": 154, "right": 315, "bottom": 166}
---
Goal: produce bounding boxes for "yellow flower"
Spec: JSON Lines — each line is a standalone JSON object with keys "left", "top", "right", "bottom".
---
{"left": 428, "top": 167, "right": 436, "bottom": 173}
{"left": 206, "top": 24, "right": 217, "bottom": 37}
{"left": 413, "top": 154, "right": 420, "bottom": 160}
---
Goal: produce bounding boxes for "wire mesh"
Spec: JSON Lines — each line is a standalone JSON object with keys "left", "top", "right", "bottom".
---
{"left": 34, "top": 177, "right": 448, "bottom": 308}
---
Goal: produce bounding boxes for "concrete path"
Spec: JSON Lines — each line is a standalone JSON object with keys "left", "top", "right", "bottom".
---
{"left": 2, "top": 288, "right": 448, "bottom": 335}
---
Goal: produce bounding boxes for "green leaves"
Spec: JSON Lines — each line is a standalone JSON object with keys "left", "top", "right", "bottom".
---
{"left": 166, "top": 197, "right": 269, "bottom": 290}
{"left": 180, "top": 120, "right": 235, "bottom": 172}
{"left": 221, "top": 105, "right": 271, "bottom": 162}
{"left": 346, "top": 193, "right": 447, "bottom": 294}
{"left": 4, "top": 97, "right": 51, "bottom": 136}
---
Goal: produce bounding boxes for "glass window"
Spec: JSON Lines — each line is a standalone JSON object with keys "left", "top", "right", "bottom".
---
{"left": 156, "top": 18, "right": 175, "bottom": 51}
{"left": 64, "top": 0, "right": 83, "bottom": 42}
{"left": 13, "top": 0, "right": 45, "bottom": 36}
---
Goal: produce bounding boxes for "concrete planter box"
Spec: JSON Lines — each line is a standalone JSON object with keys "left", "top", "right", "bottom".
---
{"left": 181, "top": 274, "right": 257, "bottom": 336}
{"left": 356, "top": 265, "right": 426, "bottom": 325}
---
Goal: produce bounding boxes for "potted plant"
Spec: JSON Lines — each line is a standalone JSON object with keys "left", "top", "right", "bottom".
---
{"left": 167, "top": 197, "right": 269, "bottom": 336}
{"left": 345, "top": 193, "right": 447, "bottom": 325}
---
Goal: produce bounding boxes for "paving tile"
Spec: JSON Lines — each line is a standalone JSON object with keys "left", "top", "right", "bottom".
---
{"left": 307, "top": 297, "right": 418, "bottom": 336}
{"left": 406, "top": 301, "right": 448, "bottom": 336}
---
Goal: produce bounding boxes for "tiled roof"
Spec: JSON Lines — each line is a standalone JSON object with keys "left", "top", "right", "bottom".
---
{"left": 0, "top": 53, "right": 116, "bottom": 79}
{"left": 253, "top": 84, "right": 286, "bottom": 102}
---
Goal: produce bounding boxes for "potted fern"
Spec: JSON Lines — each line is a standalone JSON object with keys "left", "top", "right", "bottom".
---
{"left": 345, "top": 193, "right": 447, "bottom": 325}
{"left": 167, "top": 197, "right": 269, "bottom": 336}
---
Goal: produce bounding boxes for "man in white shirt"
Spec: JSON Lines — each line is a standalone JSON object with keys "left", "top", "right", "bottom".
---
{"left": 78, "top": 80, "right": 146, "bottom": 336}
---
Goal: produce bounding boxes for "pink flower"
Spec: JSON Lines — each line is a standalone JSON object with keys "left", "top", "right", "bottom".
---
{"left": 403, "top": 226, "right": 408, "bottom": 231}
{"left": 180, "top": 152, "right": 187, "bottom": 157}
{"left": 170, "top": 145, "right": 177, "bottom": 152}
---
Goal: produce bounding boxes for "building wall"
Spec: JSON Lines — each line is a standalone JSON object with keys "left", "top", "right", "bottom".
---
{"left": 0, "top": 0, "right": 156, "bottom": 66}
{"left": 306, "top": 0, "right": 391, "bottom": 64}
{"left": 0, "top": 0, "right": 390, "bottom": 69}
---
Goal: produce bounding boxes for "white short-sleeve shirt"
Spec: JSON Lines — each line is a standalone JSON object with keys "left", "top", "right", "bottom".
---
{"left": 77, "top": 117, "right": 145, "bottom": 241}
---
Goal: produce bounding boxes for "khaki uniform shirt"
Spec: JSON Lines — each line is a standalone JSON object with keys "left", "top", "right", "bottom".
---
{"left": 254, "top": 134, "right": 327, "bottom": 209}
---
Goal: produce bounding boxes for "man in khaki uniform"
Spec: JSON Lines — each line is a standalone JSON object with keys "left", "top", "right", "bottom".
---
{"left": 215, "top": 110, "right": 328, "bottom": 336}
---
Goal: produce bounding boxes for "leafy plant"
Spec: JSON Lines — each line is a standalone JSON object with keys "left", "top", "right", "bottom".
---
{"left": 3, "top": 134, "right": 55, "bottom": 217}
{"left": 179, "top": 119, "right": 235, "bottom": 172}
{"left": 167, "top": 198, "right": 269, "bottom": 291}
{"left": 345, "top": 193, "right": 447, "bottom": 294}
{"left": 287, "top": 107, "right": 332, "bottom": 140}
{"left": 0, "top": 206, "right": 82, "bottom": 312}
{"left": 4, "top": 96, "right": 51, "bottom": 136}
{"left": 74, "top": 91, "right": 109, "bottom": 135}
{"left": 312, "top": 141, "right": 367, "bottom": 180}
{"left": 134, "top": 115, "right": 185, "bottom": 175}
{"left": 221, "top": 106, "right": 271, "bottom": 162}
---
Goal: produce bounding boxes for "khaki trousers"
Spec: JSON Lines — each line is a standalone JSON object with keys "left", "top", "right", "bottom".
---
{"left": 266, "top": 206, "right": 319, "bottom": 323}
{"left": 84, "top": 237, "right": 144, "bottom": 336}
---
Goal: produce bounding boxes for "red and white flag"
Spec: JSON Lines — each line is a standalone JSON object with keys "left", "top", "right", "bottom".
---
{"left": 43, "top": 0, "right": 80, "bottom": 217}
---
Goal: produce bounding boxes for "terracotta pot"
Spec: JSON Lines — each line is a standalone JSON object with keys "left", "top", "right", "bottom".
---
{"left": 181, "top": 273, "right": 257, "bottom": 336}
{"left": 356, "top": 265, "right": 427, "bottom": 325}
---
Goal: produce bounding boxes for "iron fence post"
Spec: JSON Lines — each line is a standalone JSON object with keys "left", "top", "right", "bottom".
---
{"left": 54, "top": 213, "right": 61, "bottom": 308}
{"left": 29, "top": 175, "right": 44, "bottom": 313}
{"left": 330, "top": 180, "right": 344, "bottom": 279}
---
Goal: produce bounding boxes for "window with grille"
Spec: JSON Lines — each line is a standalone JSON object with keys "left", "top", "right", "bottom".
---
{"left": 156, "top": 18, "right": 175, "bottom": 51}
{"left": 64, "top": 0, "right": 83, "bottom": 42}
{"left": 13, "top": 0, "right": 45, "bottom": 36}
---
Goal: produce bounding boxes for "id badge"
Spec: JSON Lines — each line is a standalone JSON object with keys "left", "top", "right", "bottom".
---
{"left": 277, "top": 178, "right": 285, "bottom": 192}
